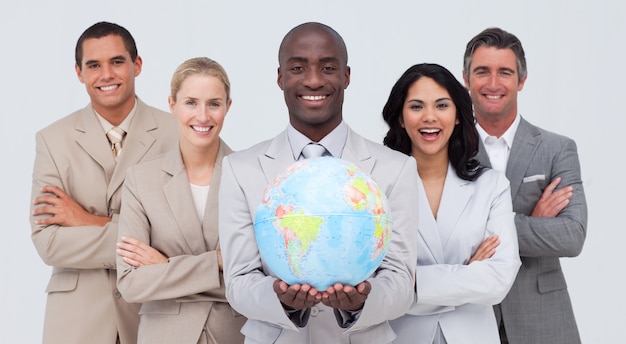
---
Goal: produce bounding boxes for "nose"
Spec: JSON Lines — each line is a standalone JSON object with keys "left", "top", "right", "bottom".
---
{"left": 422, "top": 106, "right": 437, "bottom": 122}
{"left": 487, "top": 74, "right": 499, "bottom": 89}
{"left": 198, "top": 105, "right": 212, "bottom": 122}
{"left": 101, "top": 63, "right": 115, "bottom": 80}
{"left": 303, "top": 69, "right": 324, "bottom": 89}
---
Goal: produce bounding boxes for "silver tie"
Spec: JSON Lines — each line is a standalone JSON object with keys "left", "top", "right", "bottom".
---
{"left": 301, "top": 142, "right": 328, "bottom": 159}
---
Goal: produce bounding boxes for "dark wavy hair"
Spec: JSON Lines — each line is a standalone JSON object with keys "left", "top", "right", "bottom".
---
{"left": 382, "top": 63, "right": 485, "bottom": 181}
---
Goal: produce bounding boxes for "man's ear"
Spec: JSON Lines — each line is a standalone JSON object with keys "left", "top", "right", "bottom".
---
{"left": 277, "top": 67, "right": 284, "bottom": 90}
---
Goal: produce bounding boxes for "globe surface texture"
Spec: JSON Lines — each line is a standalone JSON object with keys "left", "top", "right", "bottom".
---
{"left": 254, "top": 156, "right": 392, "bottom": 290}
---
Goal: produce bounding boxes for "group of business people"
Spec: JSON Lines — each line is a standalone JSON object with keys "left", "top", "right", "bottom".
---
{"left": 30, "top": 20, "right": 587, "bottom": 344}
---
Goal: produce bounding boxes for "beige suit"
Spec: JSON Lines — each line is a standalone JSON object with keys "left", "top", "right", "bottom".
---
{"left": 30, "top": 99, "right": 179, "bottom": 344}
{"left": 117, "top": 141, "right": 246, "bottom": 344}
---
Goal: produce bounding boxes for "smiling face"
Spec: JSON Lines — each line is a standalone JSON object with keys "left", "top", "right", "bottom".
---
{"left": 169, "top": 74, "right": 230, "bottom": 151}
{"left": 277, "top": 25, "right": 350, "bottom": 142}
{"left": 463, "top": 46, "right": 526, "bottom": 127}
{"left": 401, "top": 77, "right": 458, "bottom": 162}
{"left": 75, "top": 35, "right": 141, "bottom": 124}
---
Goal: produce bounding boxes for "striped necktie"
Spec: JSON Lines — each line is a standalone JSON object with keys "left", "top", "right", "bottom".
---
{"left": 106, "top": 127, "right": 126, "bottom": 159}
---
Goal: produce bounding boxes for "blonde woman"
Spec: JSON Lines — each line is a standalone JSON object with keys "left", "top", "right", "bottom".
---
{"left": 116, "top": 57, "right": 245, "bottom": 343}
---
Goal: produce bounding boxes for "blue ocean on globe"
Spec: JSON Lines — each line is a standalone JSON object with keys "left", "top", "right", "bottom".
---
{"left": 254, "top": 156, "right": 392, "bottom": 290}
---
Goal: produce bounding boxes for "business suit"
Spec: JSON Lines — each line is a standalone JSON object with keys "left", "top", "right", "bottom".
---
{"left": 116, "top": 140, "right": 246, "bottom": 343}
{"left": 390, "top": 165, "right": 520, "bottom": 344}
{"left": 476, "top": 117, "right": 587, "bottom": 344}
{"left": 30, "top": 99, "right": 179, "bottom": 344}
{"left": 218, "top": 127, "right": 419, "bottom": 344}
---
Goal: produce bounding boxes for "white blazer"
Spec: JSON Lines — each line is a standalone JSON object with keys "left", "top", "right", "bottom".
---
{"left": 390, "top": 164, "right": 521, "bottom": 344}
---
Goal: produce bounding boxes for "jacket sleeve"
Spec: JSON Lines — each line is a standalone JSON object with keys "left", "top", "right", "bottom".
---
{"left": 116, "top": 167, "right": 222, "bottom": 303}
{"left": 410, "top": 173, "right": 521, "bottom": 310}
{"left": 515, "top": 138, "right": 587, "bottom": 258}
{"left": 30, "top": 131, "right": 118, "bottom": 270}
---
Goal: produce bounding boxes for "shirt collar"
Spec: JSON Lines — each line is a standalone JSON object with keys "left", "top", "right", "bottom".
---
{"left": 287, "top": 121, "right": 348, "bottom": 160}
{"left": 94, "top": 97, "right": 138, "bottom": 134}
{"left": 476, "top": 113, "right": 521, "bottom": 149}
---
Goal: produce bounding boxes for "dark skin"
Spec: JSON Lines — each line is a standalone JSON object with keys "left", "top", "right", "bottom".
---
{"left": 274, "top": 23, "right": 369, "bottom": 313}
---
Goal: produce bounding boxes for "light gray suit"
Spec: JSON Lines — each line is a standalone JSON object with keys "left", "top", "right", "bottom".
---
{"left": 390, "top": 165, "right": 520, "bottom": 344}
{"left": 30, "top": 99, "right": 179, "bottom": 344}
{"left": 476, "top": 117, "right": 587, "bottom": 344}
{"left": 218, "top": 128, "right": 419, "bottom": 344}
{"left": 117, "top": 140, "right": 246, "bottom": 344}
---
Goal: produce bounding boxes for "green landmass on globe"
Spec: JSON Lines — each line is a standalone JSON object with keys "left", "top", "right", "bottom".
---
{"left": 254, "top": 156, "right": 392, "bottom": 290}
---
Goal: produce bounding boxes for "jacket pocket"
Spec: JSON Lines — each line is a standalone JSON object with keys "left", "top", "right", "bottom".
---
{"left": 139, "top": 299, "right": 182, "bottom": 315}
{"left": 537, "top": 269, "right": 567, "bottom": 294}
{"left": 45, "top": 270, "right": 78, "bottom": 293}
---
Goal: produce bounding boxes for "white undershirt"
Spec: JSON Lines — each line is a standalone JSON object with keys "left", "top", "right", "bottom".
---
{"left": 189, "top": 183, "right": 210, "bottom": 222}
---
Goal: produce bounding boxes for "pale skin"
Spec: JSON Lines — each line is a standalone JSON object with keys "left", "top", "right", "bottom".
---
{"left": 117, "top": 73, "right": 231, "bottom": 271}
{"left": 463, "top": 46, "right": 573, "bottom": 221}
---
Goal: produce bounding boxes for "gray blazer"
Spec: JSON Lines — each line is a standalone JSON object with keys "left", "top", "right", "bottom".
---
{"left": 117, "top": 140, "right": 245, "bottom": 344}
{"left": 30, "top": 99, "right": 179, "bottom": 344}
{"left": 218, "top": 128, "right": 419, "bottom": 344}
{"left": 476, "top": 117, "right": 587, "bottom": 344}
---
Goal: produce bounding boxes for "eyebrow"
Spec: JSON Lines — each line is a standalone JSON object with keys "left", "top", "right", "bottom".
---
{"left": 407, "top": 97, "right": 452, "bottom": 103}
{"left": 472, "top": 66, "right": 516, "bottom": 74}
{"left": 83, "top": 55, "right": 127, "bottom": 66}
{"left": 285, "top": 56, "right": 341, "bottom": 64}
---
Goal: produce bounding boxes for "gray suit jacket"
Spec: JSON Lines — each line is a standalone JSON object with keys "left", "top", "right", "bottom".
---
{"left": 30, "top": 99, "right": 179, "bottom": 344}
{"left": 218, "top": 128, "right": 419, "bottom": 344}
{"left": 117, "top": 140, "right": 245, "bottom": 344}
{"left": 476, "top": 117, "right": 587, "bottom": 344}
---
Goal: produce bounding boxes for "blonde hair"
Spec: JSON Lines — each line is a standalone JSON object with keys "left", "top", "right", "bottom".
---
{"left": 170, "top": 57, "right": 231, "bottom": 101}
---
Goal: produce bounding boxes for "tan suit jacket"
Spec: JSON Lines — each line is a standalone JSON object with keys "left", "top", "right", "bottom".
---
{"left": 116, "top": 140, "right": 245, "bottom": 344}
{"left": 30, "top": 99, "right": 179, "bottom": 344}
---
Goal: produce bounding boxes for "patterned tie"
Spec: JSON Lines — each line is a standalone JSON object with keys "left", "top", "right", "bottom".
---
{"left": 301, "top": 142, "right": 328, "bottom": 159}
{"left": 106, "top": 127, "right": 126, "bottom": 159}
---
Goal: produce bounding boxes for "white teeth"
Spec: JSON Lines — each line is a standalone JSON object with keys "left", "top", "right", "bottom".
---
{"left": 192, "top": 126, "right": 211, "bottom": 132}
{"left": 419, "top": 129, "right": 440, "bottom": 134}
{"left": 301, "top": 95, "right": 326, "bottom": 101}
{"left": 100, "top": 85, "right": 118, "bottom": 91}
{"left": 486, "top": 95, "right": 501, "bottom": 100}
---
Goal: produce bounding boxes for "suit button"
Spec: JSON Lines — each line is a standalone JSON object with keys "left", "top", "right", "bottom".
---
{"left": 311, "top": 306, "right": 320, "bottom": 317}
{"left": 114, "top": 290, "right": 122, "bottom": 298}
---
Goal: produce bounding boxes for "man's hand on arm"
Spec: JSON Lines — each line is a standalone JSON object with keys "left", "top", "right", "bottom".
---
{"left": 531, "top": 177, "right": 573, "bottom": 217}
{"left": 32, "top": 185, "right": 111, "bottom": 227}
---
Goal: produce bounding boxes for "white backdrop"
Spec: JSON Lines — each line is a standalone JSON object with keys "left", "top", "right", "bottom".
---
{"left": 1, "top": 0, "right": 622, "bottom": 342}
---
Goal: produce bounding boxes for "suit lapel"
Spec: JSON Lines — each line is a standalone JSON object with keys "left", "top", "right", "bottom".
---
{"left": 202, "top": 140, "right": 233, "bottom": 251}
{"left": 437, "top": 165, "right": 472, "bottom": 250}
{"left": 161, "top": 149, "right": 207, "bottom": 254}
{"left": 259, "top": 131, "right": 299, "bottom": 184}
{"left": 108, "top": 100, "right": 159, "bottom": 200}
{"left": 506, "top": 118, "right": 541, "bottom": 198}
{"left": 341, "top": 128, "right": 375, "bottom": 174}
{"left": 415, "top": 176, "right": 444, "bottom": 264}
{"left": 74, "top": 105, "right": 116, "bottom": 183}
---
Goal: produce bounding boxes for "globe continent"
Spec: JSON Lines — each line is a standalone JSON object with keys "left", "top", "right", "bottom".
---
{"left": 254, "top": 156, "right": 392, "bottom": 291}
